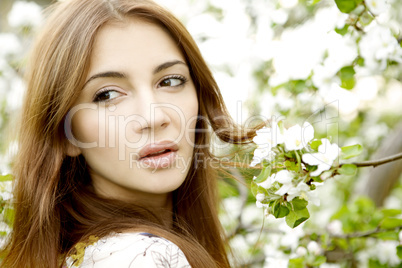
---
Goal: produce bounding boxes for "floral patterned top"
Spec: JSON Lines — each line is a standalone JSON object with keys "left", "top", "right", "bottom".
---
{"left": 65, "top": 232, "right": 191, "bottom": 268}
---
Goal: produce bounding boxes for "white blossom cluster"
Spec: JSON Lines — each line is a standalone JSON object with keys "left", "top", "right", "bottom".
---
{"left": 250, "top": 121, "right": 315, "bottom": 166}
{"left": 0, "top": 1, "right": 43, "bottom": 176}
{"left": 7, "top": 1, "right": 43, "bottom": 29}
{"left": 359, "top": 23, "right": 402, "bottom": 74}
{"left": 251, "top": 120, "right": 340, "bottom": 210}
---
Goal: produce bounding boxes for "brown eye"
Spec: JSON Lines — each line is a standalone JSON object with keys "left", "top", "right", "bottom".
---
{"left": 158, "top": 76, "right": 187, "bottom": 88}
{"left": 93, "top": 90, "right": 122, "bottom": 102}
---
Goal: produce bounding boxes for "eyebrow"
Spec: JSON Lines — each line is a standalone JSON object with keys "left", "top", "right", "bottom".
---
{"left": 83, "top": 60, "right": 187, "bottom": 88}
{"left": 83, "top": 71, "right": 126, "bottom": 88}
{"left": 152, "top": 60, "right": 187, "bottom": 74}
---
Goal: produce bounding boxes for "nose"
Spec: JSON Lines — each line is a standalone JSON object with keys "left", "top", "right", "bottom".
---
{"left": 133, "top": 90, "right": 171, "bottom": 133}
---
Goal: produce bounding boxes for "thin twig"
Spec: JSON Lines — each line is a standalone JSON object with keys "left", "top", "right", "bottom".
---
{"left": 328, "top": 225, "right": 402, "bottom": 239}
{"left": 343, "top": 152, "right": 402, "bottom": 168}
{"left": 226, "top": 172, "right": 249, "bottom": 240}
{"left": 221, "top": 151, "right": 402, "bottom": 170}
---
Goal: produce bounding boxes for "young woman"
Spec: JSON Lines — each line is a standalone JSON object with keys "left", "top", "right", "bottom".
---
{"left": 1, "top": 0, "right": 255, "bottom": 267}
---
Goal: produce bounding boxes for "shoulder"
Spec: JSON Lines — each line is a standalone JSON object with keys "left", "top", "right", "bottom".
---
{"left": 65, "top": 232, "right": 191, "bottom": 268}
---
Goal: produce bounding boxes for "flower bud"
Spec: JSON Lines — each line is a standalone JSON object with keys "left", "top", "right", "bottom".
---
{"left": 307, "top": 241, "right": 321, "bottom": 255}
{"left": 399, "top": 230, "right": 402, "bottom": 244}
{"left": 256, "top": 193, "right": 265, "bottom": 202}
{"left": 296, "top": 246, "right": 307, "bottom": 256}
{"left": 327, "top": 220, "right": 343, "bottom": 236}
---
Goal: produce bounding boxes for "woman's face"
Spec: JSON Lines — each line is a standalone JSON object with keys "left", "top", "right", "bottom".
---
{"left": 66, "top": 18, "right": 198, "bottom": 205}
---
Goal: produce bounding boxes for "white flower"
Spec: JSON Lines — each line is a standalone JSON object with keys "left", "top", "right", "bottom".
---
{"left": 7, "top": 77, "right": 26, "bottom": 110}
{"left": 264, "top": 245, "right": 290, "bottom": 267}
{"left": 0, "top": 180, "right": 13, "bottom": 201}
{"left": 275, "top": 170, "right": 293, "bottom": 184}
{"left": 327, "top": 220, "right": 343, "bottom": 236}
{"left": 274, "top": 170, "right": 294, "bottom": 196}
{"left": 8, "top": 1, "right": 43, "bottom": 29}
{"left": 278, "top": 220, "right": 305, "bottom": 248}
{"left": 253, "top": 120, "right": 285, "bottom": 149}
{"left": 250, "top": 120, "right": 285, "bottom": 166}
{"left": 320, "top": 264, "right": 342, "bottom": 268}
{"left": 295, "top": 246, "right": 307, "bottom": 256}
{"left": 359, "top": 24, "right": 402, "bottom": 73}
{"left": 256, "top": 193, "right": 265, "bottom": 202}
{"left": 307, "top": 241, "right": 321, "bottom": 255}
{"left": 302, "top": 138, "right": 340, "bottom": 177}
{"left": 365, "top": 0, "right": 389, "bottom": 15}
{"left": 250, "top": 148, "right": 275, "bottom": 167}
{"left": 257, "top": 175, "right": 275, "bottom": 189}
{"left": 399, "top": 230, "right": 402, "bottom": 244}
{"left": 265, "top": 257, "right": 288, "bottom": 267}
{"left": 279, "top": 0, "right": 298, "bottom": 9}
{"left": 0, "top": 34, "right": 22, "bottom": 58}
{"left": 286, "top": 182, "right": 308, "bottom": 201}
{"left": 256, "top": 200, "right": 268, "bottom": 208}
{"left": 273, "top": 90, "right": 294, "bottom": 111}
{"left": 286, "top": 181, "right": 320, "bottom": 206}
{"left": 373, "top": 241, "right": 400, "bottom": 266}
{"left": 284, "top": 122, "right": 314, "bottom": 151}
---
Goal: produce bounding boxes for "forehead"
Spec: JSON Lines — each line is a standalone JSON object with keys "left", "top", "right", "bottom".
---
{"left": 87, "top": 18, "right": 185, "bottom": 77}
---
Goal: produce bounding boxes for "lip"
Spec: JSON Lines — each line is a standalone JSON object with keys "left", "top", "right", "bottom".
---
{"left": 138, "top": 140, "right": 179, "bottom": 169}
{"left": 139, "top": 140, "right": 179, "bottom": 159}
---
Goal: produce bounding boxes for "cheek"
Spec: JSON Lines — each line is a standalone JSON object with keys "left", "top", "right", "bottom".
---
{"left": 70, "top": 108, "right": 101, "bottom": 143}
{"left": 183, "top": 95, "right": 199, "bottom": 149}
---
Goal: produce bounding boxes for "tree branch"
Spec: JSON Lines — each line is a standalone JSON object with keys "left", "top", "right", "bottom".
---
{"left": 226, "top": 172, "right": 249, "bottom": 240}
{"left": 329, "top": 225, "right": 402, "bottom": 239}
{"left": 344, "top": 152, "right": 402, "bottom": 168}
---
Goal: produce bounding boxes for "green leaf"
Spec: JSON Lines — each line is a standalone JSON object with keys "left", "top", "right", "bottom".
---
{"left": 339, "top": 66, "right": 356, "bottom": 89}
{"left": 380, "top": 218, "right": 402, "bottom": 229}
{"left": 251, "top": 181, "right": 258, "bottom": 196}
{"left": 307, "top": 0, "right": 322, "bottom": 6}
{"left": 334, "top": 0, "right": 362, "bottom": 13}
{"left": 254, "top": 166, "right": 271, "bottom": 183}
{"left": 373, "top": 231, "right": 398, "bottom": 241}
{"left": 286, "top": 208, "right": 310, "bottom": 228}
{"left": 311, "top": 255, "right": 327, "bottom": 266}
{"left": 277, "top": 120, "right": 285, "bottom": 134}
{"left": 0, "top": 174, "right": 13, "bottom": 182}
{"left": 312, "top": 175, "right": 323, "bottom": 183}
{"left": 284, "top": 151, "right": 294, "bottom": 158}
{"left": 368, "top": 259, "right": 392, "bottom": 268}
{"left": 356, "top": 57, "right": 365, "bottom": 66}
{"left": 397, "top": 245, "right": 402, "bottom": 259}
{"left": 285, "top": 161, "right": 299, "bottom": 172}
{"left": 341, "top": 144, "right": 363, "bottom": 159}
{"left": 359, "top": 10, "right": 374, "bottom": 26}
{"left": 288, "top": 258, "right": 305, "bottom": 268}
{"left": 381, "top": 209, "right": 402, "bottom": 218}
{"left": 3, "top": 207, "right": 15, "bottom": 225}
{"left": 338, "top": 164, "right": 357, "bottom": 175}
{"left": 251, "top": 182, "right": 269, "bottom": 199}
{"left": 291, "top": 197, "right": 309, "bottom": 210}
{"left": 295, "top": 151, "right": 301, "bottom": 170}
{"left": 335, "top": 24, "right": 349, "bottom": 36}
{"left": 309, "top": 139, "right": 322, "bottom": 151}
{"left": 273, "top": 202, "right": 290, "bottom": 218}
{"left": 334, "top": 238, "right": 349, "bottom": 250}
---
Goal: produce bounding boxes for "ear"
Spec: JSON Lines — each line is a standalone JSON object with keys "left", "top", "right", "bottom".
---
{"left": 64, "top": 140, "right": 82, "bottom": 157}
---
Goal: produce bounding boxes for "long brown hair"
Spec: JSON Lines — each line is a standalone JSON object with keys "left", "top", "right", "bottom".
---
{"left": 1, "top": 0, "right": 254, "bottom": 267}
